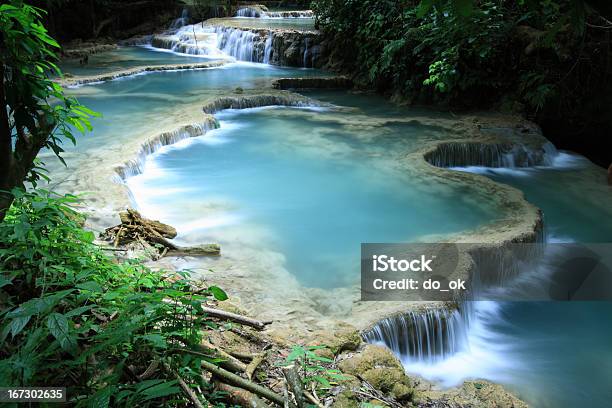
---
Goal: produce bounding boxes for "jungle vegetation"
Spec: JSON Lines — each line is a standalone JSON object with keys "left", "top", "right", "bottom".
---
{"left": 312, "top": 0, "right": 612, "bottom": 166}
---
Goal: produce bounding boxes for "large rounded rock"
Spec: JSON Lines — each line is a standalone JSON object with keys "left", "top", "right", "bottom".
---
{"left": 337, "top": 344, "right": 414, "bottom": 402}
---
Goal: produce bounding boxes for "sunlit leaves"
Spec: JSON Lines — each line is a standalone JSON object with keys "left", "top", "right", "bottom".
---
{"left": 0, "top": 1, "right": 99, "bottom": 188}
{"left": 0, "top": 190, "right": 229, "bottom": 405}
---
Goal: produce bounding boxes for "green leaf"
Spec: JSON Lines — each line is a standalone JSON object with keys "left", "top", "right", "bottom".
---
{"left": 10, "top": 316, "right": 31, "bottom": 338}
{"left": 140, "top": 380, "right": 180, "bottom": 401}
{"left": 87, "top": 386, "right": 114, "bottom": 408}
{"left": 77, "top": 281, "right": 103, "bottom": 293}
{"left": 208, "top": 285, "right": 228, "bottom": 301}
{"left": 46, "top": 313, "right": 75, "bottom": 352}
{"left": 453, "top": 0, "right": 474, "bottom": 17}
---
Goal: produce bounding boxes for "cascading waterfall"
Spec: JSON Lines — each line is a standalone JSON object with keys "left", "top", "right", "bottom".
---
{"left": 263, "top": 32, "right": 273, "bottom": 64}
{"left": 214, "top": 26, "right": 257, "bottom": 62}
{"left": 115, "top": 118, "right": 219, "bottom": 181}
{"left": 169, "top": 8, "right": 189, "bottom": 30}
{"left": 363, "top": 309, "right": 470, "bottom": 363}
{"left": 424, "top": 141, "right": 559, "bottom": 168}
{"left": 303, "top": 37, "right": 310, "bottom": 68}
{"left": 235, "top": 7, "right": 314, "bottom": 18}
{"left": 364, "top": 133, "right": 555, "bottom": 367}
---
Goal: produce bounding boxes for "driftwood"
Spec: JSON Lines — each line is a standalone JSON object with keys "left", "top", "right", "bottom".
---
{"left": 228, "top": 350, "right": 256, "bottom": 362}
{"left": 282, "top": 365, "right": 305, "bottom": 408}
{"left": 200, "top": 358, "right": 295, "bottom": 408}
{"left": 201, "top": 306, "right": 270, "bottom": 330}
{"left": 101, "top": 208, "right": 220, "bottom": 257}
{"left": 199, "top": 341, "right": 247, "bottom": 373}
{"left": 215, "top": 381, "right": 273, "bottom": 408}
{"left": 245, "top": 352, "right": 266, "bottom": 381}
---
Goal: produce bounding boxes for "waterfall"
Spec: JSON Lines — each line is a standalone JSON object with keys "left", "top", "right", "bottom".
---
{"left": 303, "top": 37, "right": 310, "bottom": 68}
{"left": 263, "top": 33, "right": 273, "bottom": 64}
{"left": 151, "top": 23, "right": 319, "bottom": 67}
{"left": 424, "top": 141, "right": 559, "bottom": 168}
{"left": 235, "top": 7, "right": 262, "bottom": 18}
{"left": 115, "top": 118, "right": 219, "bottom": 181}
{"left": 235, "top": 8, "right": 314, "bottom": 18}
{"left": 214, "top": 26, "right": 257, "bottom": 62}
{"left": 169, "top": 8, "right": 189, "bottom": 30}
{"left": 363, "top": 309, "right": 469, "bottom": 363}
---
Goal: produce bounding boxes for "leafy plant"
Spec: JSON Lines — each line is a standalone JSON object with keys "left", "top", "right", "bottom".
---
{"left": 282, "top": 345, "right": 346, "bottom": 395}
{"left": 0, "top": 1, "right": 98, "bottom": 221}
{"left": 0, "top": 189, "right": 228, "bottom": 406}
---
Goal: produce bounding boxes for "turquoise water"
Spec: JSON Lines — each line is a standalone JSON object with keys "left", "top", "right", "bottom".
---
{"left": 441, "top": 159, "right": 612, "bottom": 408}
{"left": 60, "top": 60, "right": 330, "bottom": 154}
{"left": 55, "top": 45, "right": 612, "bottom": 407}
{"left": 127, "top": 101, "right": 497, "bottom": 288}
{"left": 59, "top": 46, "right": 218, "bottom": 76}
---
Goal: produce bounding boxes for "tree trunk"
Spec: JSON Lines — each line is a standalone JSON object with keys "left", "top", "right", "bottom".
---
{"left": 0, "top": 63, "right": 15, "bottom": 222}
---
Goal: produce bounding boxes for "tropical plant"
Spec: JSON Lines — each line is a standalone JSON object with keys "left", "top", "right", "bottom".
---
{"left": 0, "top": 189, "right": 228, "bottom": 406}
{"left": 0, "top": 1, "right": 97, "bottom": 221}
{"left": 282, "top": 345, "right": 346, "bottom": 395}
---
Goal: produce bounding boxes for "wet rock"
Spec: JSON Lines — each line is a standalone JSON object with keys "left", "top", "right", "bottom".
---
{"left": 608, "top": 163, "right": 611, "bottom": 185}
{"left": 337, "top": 344, "right": 414, "bottom": 402}
{"left": 272, "top": 76, "right": 352, "bottom": 90}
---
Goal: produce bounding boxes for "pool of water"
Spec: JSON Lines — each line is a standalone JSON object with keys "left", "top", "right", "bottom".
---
{"left": 413, "top": 158, "right": 612, "bottom": 408}
{"left": 59, "top": 46, "right": 219, "bottom": 76}
{"left": 126, "top": 97, "right": 499, "bottom": 288}
{"left": 58, "top": 62, "right": 330, "bottom": 153}
{"left": 52, "top": 44, "right": 612, "bottom": 408}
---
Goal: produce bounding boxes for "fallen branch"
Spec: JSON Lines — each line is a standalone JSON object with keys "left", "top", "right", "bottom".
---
{"left": 215, "top": 381, "right": 273, "bottom": 408}
{"left": 172, "top": 347, "right": 245, "bottom": 374}
{"left": 200, "top": 340, "right": 247, "bottom": 373}
{"left": 101, "top": 208, "right": 220, "bottom": 258}
{"left": 137, "top": 360, "right": 159, "bottom": 380}
{"left": 246, "top": 352, "right": 266, "bottom": 380}
{"left": 228, "top": 350, "right": 256, "bottom": 361}
{"left": 303, "top": 391, "right": 324, "bottom": 408}
{"left": 283, "top": 364, "right": 305, "bottom": 408}
{"left": 163, "top": 362, "right": 207, "bottom": 408}
{"left": 200, "top": 359, "right": 295, "bottom": 408}
{"left": 201, "top": 306, "right": 270, "bottom": 330}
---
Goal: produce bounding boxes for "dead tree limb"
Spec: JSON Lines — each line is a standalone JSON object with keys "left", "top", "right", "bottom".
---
{"left": 246, "top": 352, "right": 266, "bottom": 380}
{"left": 201, "top": 306, "right": 270, "bottom": 330}
{"left": 215, "top": 381, "right": 273, "bottom": 408}
{"left": 200, "top": 359, "right": 295, "bottom": 408}
{"left": 282, "top": 365, "right": 305, "bottom": 408}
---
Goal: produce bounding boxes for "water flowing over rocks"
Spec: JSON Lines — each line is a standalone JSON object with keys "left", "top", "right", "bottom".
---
{"left": 235, "top": 6, "right": 314, "bottom": 19}
{"left": 201, "top": 92, "right": 324, "bottom": 114}
{"left": 150, "top": 19, "right": 326, "bottom": 68}
{"left": 115, "top": 116, "right": 219, "bottom": 180}
{"left": 362, "top": 308, "right": 468, "bottom": 363}
{"left": 56, "top": 60, "right": 227, "bottom": 87}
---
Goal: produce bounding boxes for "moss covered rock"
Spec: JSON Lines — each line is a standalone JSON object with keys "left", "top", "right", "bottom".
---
{"left": 338, "top": 344, "right": 414, "bottom": 402}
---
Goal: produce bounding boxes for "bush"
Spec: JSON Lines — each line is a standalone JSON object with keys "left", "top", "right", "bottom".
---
{"left": 0, "top": 189, "right": 227, "bottom": 407}
{"left": 312, "top": 0, "right": 612, "bottom": 130}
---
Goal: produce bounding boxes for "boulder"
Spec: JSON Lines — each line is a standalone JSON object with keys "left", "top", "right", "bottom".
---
{"left": 337, "top": 344, "right": 414, "bottom": 402}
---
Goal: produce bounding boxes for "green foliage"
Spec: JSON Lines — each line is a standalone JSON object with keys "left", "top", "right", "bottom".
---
{"left": 282, "top": 345, "right": 346, "bottom": 395}
{"left": 0, "top": 189, "right": 228, "bottom": 406}
{"left": 0, "top": 1, "right": 98, "bottom": 219}
{"left": 312, "top": 0, "right": 611, "bottom": 128}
